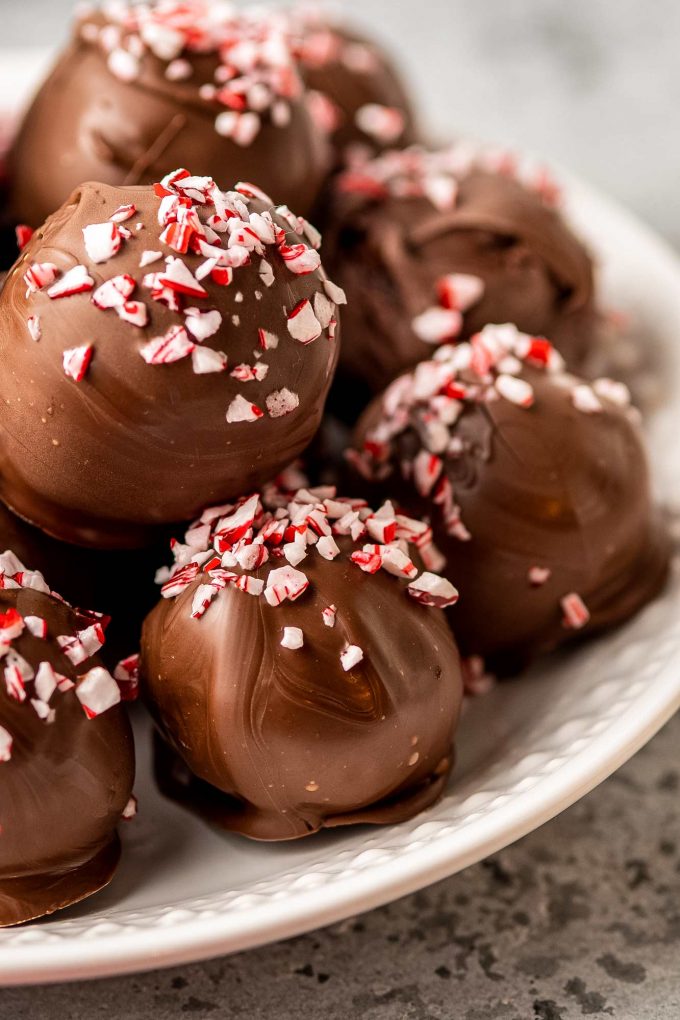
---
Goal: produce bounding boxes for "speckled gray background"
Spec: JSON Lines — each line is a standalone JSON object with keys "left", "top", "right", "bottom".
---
{"left": 4, "top": 0, "right": 680, "bottom": 245}
{"left": 2, "top": 1, "right": 680, "bottom": 1016}
{"left": 2, "top": 715, "right": 679, "bottom": 1018}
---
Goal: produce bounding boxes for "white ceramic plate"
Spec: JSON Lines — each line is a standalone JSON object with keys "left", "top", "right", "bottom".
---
{"left": 1, "top": 53, "right": 680, "bottom": 987}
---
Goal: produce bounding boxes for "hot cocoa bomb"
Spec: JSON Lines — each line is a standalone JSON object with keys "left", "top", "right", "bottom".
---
{"left": 141, "top": 482, "right": 463, "bottom": 839}
{"left": 287, "top": 5, "right": 417, "bottom": 163}
{"left": 0, "top": 552, "right": 135, "bottom": 926}
{"left": 9, "top": 1, "right": 330, "bottom": 229}
{"left": 352, "top": 325, "right": 670, "bottom": 675}
{"left": 0, "top": 171, "right": 343, "bottom": 549}
{"left": 327, "top": 145, "right": 598, "bottom": 417}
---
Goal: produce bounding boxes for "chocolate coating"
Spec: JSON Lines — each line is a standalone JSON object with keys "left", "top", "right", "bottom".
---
{"left": 9, "top": 6, "right": 330, "bottom": 228}
{"left": 290, "top": 13, "right": 417, "bottom": 163}
{"left": 0, "top": 178, "right": 341, "bottom": 548}
{"left": 0, "top": 586, "right": 134, "bottom": 926}
{"left": 0, "top": 500, "right": 166, "bottom": 667}
{"left": 141, "top": 493, "right": 463, "bottom": 840}
{"left": 354, "top": 337, "right": 670, "bottom": 674}
{"left": 327, "top": 147, "right": 598, "bottom": 418}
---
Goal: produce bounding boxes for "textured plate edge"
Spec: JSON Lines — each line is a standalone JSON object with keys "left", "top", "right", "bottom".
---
{"left": 0, "top": 59, "right": 679, "bottom": 983}
{"left": 4, "top": 659, "right": 679, "bottom": 985}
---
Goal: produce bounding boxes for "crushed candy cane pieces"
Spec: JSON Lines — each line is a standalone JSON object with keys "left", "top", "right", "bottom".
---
{"left": 281, "top": 626, "right": 304, "bottom": 650}
{"left": 63, "top": 344, "right": 94, "bottom": 382}
{"left": 340, "top": 645, "right": 364, "bottom": 672}
{"left": 561, "top": 593, "right": 591, "bottom": 630}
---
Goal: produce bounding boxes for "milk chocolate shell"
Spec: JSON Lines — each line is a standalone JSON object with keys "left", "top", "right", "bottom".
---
{"left": 0, "top": 553, "right": 135, "bottom": 926}
{"left": 353, "top": 325, "right": 670, "bottom": 675}
{"left": 142, "top": 483, "right": 463, "bottom": 839}
{"left": 289, "top": 8, "right": 417, "bottom": 162}
{"left": 0, "top": 172, "right": 343, "bottom": 549}
{"left": 0, "top": 500, "right": 166, "bottom": 668}
{"left": 9, "top": 2, "right": 330, "bottom": 228}
{"left": 327, "top": 145, "right": 598, "bottom": 417}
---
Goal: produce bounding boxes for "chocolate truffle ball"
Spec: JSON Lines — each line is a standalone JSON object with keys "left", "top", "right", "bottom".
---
{"left": 0, "top": 171, "right": 343, "bottom": 548}
{"left": 142, "top": 482, "right": 463, "bottom": 839}
{"left": 0, "top": 552, "right": 135, "bottom": 926}
{"left": 0, "top": 500, "right": 166, "bottom": 668}
{"left": 327, "top": 145, "right": 598, "bottom": 418}
{"left": 352, "top": 325, "right": 670, "bottom": 675}
{"left": 9, "top": 1, "right": 330, "bottom": 228}
{"left": 287, "top": 6, "right": 417, "bottom": 163}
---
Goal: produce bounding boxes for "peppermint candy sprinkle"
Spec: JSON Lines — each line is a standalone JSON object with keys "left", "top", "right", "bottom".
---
{"left": 158, "top": 483, "right": 459, "bottom": 675}
{"left": 0, "top": 553, "right": 128, "bottom": 762}
{"left": 25, "top": 166, "right": 339, "bottom": 418}
{"left": 81, "top": 2, "right": 306, "bottom": 144}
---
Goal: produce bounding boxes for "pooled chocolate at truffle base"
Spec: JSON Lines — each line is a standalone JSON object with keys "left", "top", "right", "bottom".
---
{"left": 9, "top": 3, "right": 330, "bottom": 228}
{"left": 0, "top": 558, "right": 134, "bottom": 926}
{"left": 0, "top": 500, "right": 166, "bottom": 668}
{"left": 142, "top": 484, "right": 463, "bottom": 839}
{"left": 289, "top": 10, "right": 417, "bottom": 163}
{"left": 326, "top": 146, "right": 598, "bottom": 419}
{"left": 352, "top": 325, "right": 670, "bottom": 675}
{"left": 0, "top": 173, "right": 343, "bottom": 549}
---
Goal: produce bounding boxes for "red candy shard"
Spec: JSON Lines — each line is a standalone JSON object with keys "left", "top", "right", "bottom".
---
{"left": 62, "top": 343, "right": 94, "bottom": 382}
{"left": 407, "top": 572, "right": 459, "bottom": 609}
{"left": 140, "top": 325, "right": 195, "bottom": 364}
{"left": 15, "top": 224, "right": 34, "bottom": 251}
{"left": 287, "top": 298, "right": 323, "bottom": 344}
{"left": 226, "top": 394, "right": 264, "bottom": 423}
{"left": 76, "top": 667, "right": 122, "bottom": 718}
{"left": 561, "top": 592, "right": 590, "bottom": 630}
{"left": 83, "top": 221, "right": 122, "bottom": 264}
{"left": 47, "top": 265, "right": 95, "bottom": 299}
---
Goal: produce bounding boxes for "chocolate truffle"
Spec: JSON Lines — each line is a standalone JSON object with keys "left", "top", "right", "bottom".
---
{"left": 287, "top": 6, "right": 417, "bottom": 163}
{"left": 9, "top": 1, "right": 330, "bottom": 228}
{"left": 352, "top": 325, "right": 670, "bottom": 675}
{"left": 142, "top": 481, "right": 463, "bottom": 839}
{"left": 0, "top": 171, "right": 343, "bottom": 548}
{"left": 327, "top": 145, "right": 598, "bottom": 418}
{"left": 0, "top": 500, "right": 166, "bottom": 668}
{"left": 0, "top": 551, "right": 135, "bottom": 927}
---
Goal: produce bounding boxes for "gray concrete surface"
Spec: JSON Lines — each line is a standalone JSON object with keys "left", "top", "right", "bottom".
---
{"left": 1, "top": 713, "right": 679, "bottom": 1018}
{"left": 4, "top": 0, "right": 680, "bottom": 246}
{"left": 2, "top": 2, "right": 679, "bottom": 1015}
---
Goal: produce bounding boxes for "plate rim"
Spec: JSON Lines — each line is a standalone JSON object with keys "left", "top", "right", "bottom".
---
{"left": 1, "top": 87, "right": 680, "bottom": 983}
{"left": 4, "top": 663, "right": 679, "bottom": 986}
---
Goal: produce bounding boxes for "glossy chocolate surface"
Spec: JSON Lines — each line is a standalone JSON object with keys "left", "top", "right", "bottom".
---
{"left": 0, "top": 586, "right": 134, "bottom": 926}
{"left": 328, "top": 149, "right": 598, "bottom": 416}
{"left": 0, "top": 179, "right": 341, "bottom": 548}
{"left": 141, "top": 487, "right": 463, "bottom": 839}
{"left": 353, "top": 335, "right": 670, "bottom": 674}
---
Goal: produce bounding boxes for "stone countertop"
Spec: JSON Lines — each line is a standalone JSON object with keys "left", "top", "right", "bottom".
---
{"left": 2, "top": 2, "right": 679, "bottom": 1016}
{"left": 2, "top": 713, "right": 679, "bottom": 1019}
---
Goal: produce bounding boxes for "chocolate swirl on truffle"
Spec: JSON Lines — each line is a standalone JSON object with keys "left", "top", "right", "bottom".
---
{"left": 0, "top": 552, "right": 134, "bottom": 927}
{"left": 9, "top": 1, "right": 330, "bottom": 228}
{"left": 0, "top": 172, "right": 343, "bottom": 548}
{"left": 326, "top": 145, "right": 598, "bottom": 417}
{"left": 142, "top": 480, "right": 463, "bottom": 839}
{"left": 352, "top": 325, "right": 670, "bottom": 674}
